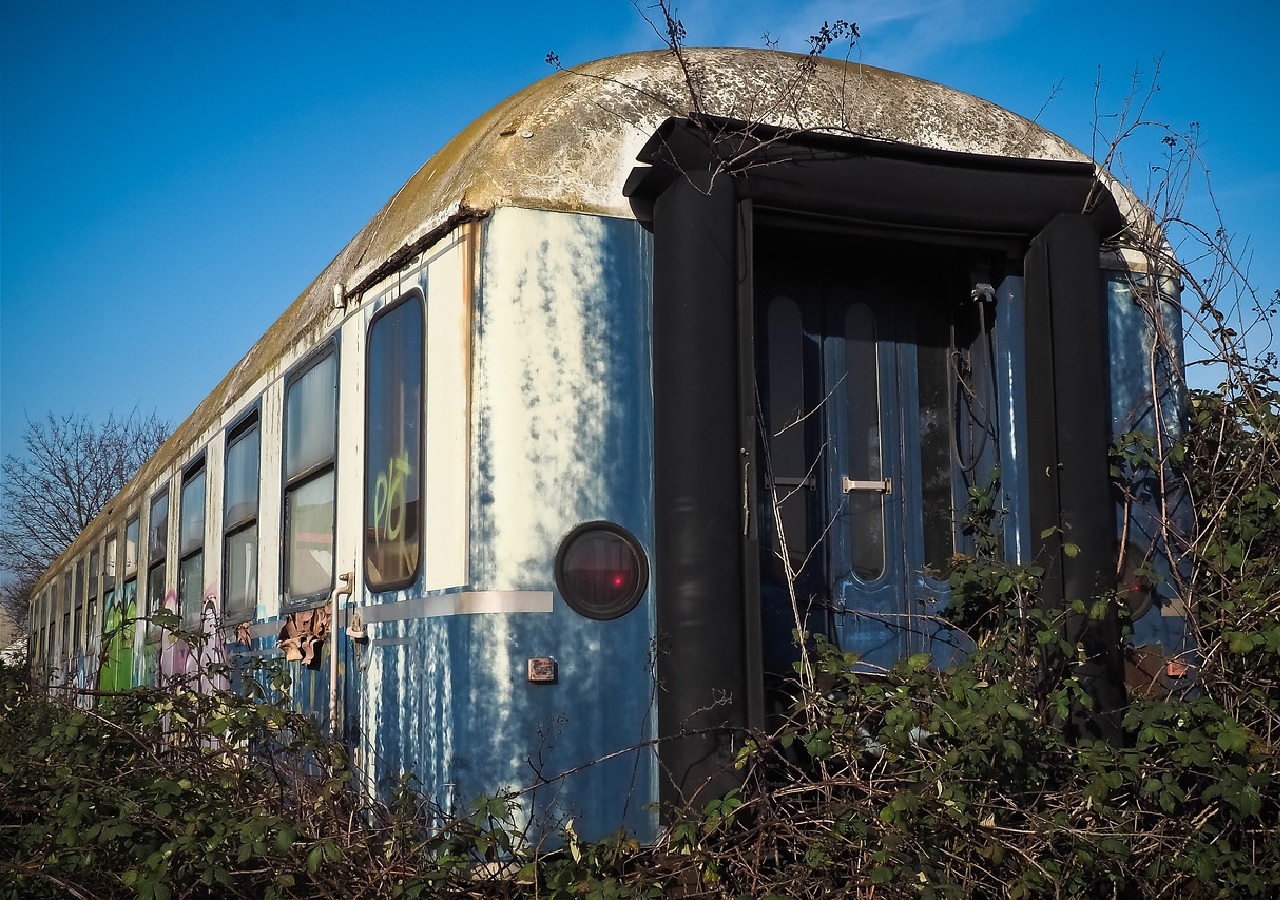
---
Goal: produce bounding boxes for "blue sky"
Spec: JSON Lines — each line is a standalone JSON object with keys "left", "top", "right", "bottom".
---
{"left": 2, "top": 0, "right": 1277, "bottom": 465}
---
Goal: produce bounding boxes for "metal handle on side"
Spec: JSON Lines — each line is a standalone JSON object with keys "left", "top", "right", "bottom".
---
{"left": 842, "top": 476, "right": 892, "bottom": 495}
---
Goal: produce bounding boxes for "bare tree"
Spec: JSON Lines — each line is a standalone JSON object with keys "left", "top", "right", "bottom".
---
{"left": 0, "top": 410, "right": 170, "bottom": 632}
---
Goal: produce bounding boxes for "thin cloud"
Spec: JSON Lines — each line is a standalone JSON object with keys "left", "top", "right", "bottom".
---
{"left": 648, "top": 0, "right": 1038, "bottom": 72}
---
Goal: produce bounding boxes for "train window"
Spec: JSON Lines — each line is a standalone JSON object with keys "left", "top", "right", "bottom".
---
{"left": 284, "top": 348, "right": 337, "bottom": 604}
{"left": 364, "top": 295, "right": 423, "bottom": 591}
{"left": 844, "top": 303, "right": 886, "bottom": 581}
{"left": 87, "top": 595, "right": 97, "bottom": 656}
{"left": 121, "top": 576, "right": 137, "bottom": 644}
{"left": 62, "top": 571, "right": 72, "bottom": 661}
{"left": 105, "top": 535, "right": 117, "bottom": 591}
{"left": 101, "top": 572, "right": 114, "bottom": 623}
{"left": 224, "top": 412, "right": 260, "bottom": 618}
{"left": 917, "top": 308, "right": 954, "bottom": 572}
{"left": 88, "top": 550, "right": 100, "bottom": 654}
{"left": 766, "top": 294, "right": 810, "bottom": 562}
{"left": 74, "top": 557, "right": 84, "bottom": 606}
{"left": 554, "top": 521, "right": 649, "bottom": 620}
{"left": 73, "top": 558, "right": 84, "bottom": 656}
{"left": 125, "top": 516, "right": 139, "bottom": 576}
{"left": 179, "top": 459, "right": 207, "bottom": 621}
{"left": 148, "top": 490, "right": 169, "bottom": 625}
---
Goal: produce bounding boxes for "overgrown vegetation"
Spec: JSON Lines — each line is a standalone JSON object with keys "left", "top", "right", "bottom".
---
{"left": 3, "top": 386, "right": 1278, "bottom": 896}
{"left": 4, "top": 324, "right": 1276, "bottom": 899}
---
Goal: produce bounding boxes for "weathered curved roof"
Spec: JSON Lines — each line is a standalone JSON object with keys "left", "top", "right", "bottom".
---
{"left": 43, "top": 48, "right": 1109, "bottom": 579}
{"left": 349, "top": 48, "right": 1087, "bottom": 287}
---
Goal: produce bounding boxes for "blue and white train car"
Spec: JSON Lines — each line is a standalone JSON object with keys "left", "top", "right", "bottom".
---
{"left": 27, "top": 48, "right": 1192, "bottom": 841}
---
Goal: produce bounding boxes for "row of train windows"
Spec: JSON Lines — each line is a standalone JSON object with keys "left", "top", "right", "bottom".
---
{"left": 32, "top": 292, "right": 426, "bottom": 654}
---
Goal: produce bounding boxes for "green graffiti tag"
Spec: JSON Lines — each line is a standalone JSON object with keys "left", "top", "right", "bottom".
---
{"left": 370, "top": 450, "right": 415, "bottom": 580}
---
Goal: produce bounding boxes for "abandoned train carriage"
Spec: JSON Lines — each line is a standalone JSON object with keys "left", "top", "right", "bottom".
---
{"left": 27, "top": 48, "right": 1191, "bottom": 840}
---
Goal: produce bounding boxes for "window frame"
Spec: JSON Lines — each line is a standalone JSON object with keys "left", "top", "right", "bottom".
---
{"left": 146, "top": 488, "right": 170, "bottom": 631}
{"left": 223, "top": 407, "right": 261, "bottom": 619}
{"left": 281, "top": 341, "right": 339, "bottom": 609}
{"left": 363, "top": 290, "right": 425, "bottom": 593}
{"left": 87, "top": 544, "right": 101, "bottom": 654}
{"left": 178, "top": 456, "right": 207, "bottom": 622}
{"left": 125, "top": 515, "right": 140, "bottom": 577}
{"left": 61, "top": 570, "right": 72, "bottom": 661}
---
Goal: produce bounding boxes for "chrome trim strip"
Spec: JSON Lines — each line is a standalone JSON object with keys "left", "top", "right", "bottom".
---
{"left": 356, "top": 590, "right": 554, "bottom": 624}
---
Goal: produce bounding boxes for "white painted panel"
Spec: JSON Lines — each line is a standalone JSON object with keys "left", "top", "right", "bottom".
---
{"left": 476, "top": 208, "right": 610, "bottom": 588}
{"left": 424, "top": 231, "right": 470, "bottom": 591}
{"left": 258, "top": 382, "right": 284, "bottom": 620}
{"left": 335, "top": 307, "right": 365, "bottom": 596}
{"left": 202, "top": 437, "right": 225, "bottom": 616}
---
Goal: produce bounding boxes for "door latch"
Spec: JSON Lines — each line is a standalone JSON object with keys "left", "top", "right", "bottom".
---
{"left": 771, "top": 475, "right": 816, "bottom": 491}
{"left": 843, "top": 476, "right": 892, "bottom": 495}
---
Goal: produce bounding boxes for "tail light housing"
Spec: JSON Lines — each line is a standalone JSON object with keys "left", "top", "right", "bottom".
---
{"left": 554, "top": 521, "right": 648, "bottom": 619}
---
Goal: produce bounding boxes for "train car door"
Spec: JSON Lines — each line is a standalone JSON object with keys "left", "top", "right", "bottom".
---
{"left": 756, "top": 229, "right": 988, "bottom": 674}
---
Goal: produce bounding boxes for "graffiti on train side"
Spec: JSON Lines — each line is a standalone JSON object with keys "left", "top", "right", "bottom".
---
{"left": 368, "top": 450, "right": 418, "bottom": 584}
{"left": 99, "top": 582, "right": 137, "bottom": 692}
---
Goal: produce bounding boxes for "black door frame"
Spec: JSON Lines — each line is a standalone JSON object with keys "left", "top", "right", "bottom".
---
{"left": 626, "top": 116, "right": 1126, "bottom": 808}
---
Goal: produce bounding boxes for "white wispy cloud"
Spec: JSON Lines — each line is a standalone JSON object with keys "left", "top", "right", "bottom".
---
{"left": 639, "top": 0, "right": 1040, "bottom": 72}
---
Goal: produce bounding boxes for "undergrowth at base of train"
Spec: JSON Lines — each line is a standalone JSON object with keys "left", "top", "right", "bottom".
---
{"left": 3, "top": 381, "right": 1277, "bottom": 899}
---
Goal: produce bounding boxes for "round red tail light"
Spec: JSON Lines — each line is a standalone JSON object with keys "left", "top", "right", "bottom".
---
{"left": 554, "top": 521, "right": 648, "bottom": 620}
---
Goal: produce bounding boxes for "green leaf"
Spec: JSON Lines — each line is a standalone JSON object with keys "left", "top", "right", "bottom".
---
{"left": 1005, "top": 703, "right": 1032, "bottom": 721}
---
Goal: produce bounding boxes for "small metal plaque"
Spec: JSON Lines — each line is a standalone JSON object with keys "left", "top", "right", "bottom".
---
{"left": 527, "top": 657, "right": 558, "bottom": 684}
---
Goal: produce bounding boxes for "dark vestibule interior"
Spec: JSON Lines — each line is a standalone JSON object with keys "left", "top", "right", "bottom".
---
{"left": 624, "top": 117, "right": 1128, "bottom": 807}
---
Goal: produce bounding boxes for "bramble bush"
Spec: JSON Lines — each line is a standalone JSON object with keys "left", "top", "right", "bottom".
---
{"left": 2, "top": 366, "right": 1276, "bottom": 899}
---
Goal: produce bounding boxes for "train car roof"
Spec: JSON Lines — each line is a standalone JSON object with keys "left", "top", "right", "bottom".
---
{"left": 40, "top": 47, "right": 1117, "bottom": 580}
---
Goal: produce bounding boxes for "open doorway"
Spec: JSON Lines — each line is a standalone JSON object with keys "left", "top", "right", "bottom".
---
{"left": 754, "top": 226, "right": 1006, "bottom": 677}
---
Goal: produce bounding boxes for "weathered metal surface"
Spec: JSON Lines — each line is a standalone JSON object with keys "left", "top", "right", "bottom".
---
{"left": 35, "top": 50, "right": 1107, "bottom": 580}
{"left": 347, "top": 208, "right": 656, "bottom": 840}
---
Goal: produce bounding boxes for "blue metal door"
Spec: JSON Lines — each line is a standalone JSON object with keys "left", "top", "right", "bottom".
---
{"left": 758, "top": 249, "right": 976, "bottom": 674}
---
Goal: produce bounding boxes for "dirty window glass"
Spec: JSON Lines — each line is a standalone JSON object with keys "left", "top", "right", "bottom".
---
{"left": 148, "top": 491, "right": 168, "bottom": 563}
{"left": 917, "top": 309, "right": 954, "bottom": 571}
{"left": 365, "top": 296, "right": 423, "bottom": 590}
{"left": 73, "top": 559, "right": 83, "bottom": 654}
{"left": 180, "top": 463, "right": 206, "bottom": 558}
{"left": 286, "top": 471, "right": 335, "bottom": 599}
{"left": 147, "top": 491, "right": 168, "bottom": 625}
{"left": 224, "top": 413, "right": 260, "bottom": 617}
{"left": 284, "top": 348, "right": 337, "bottom": 602}
{"left": 225, "top": 415, "right": 260, "bottom": 529}
{"left": 766, "top": 293, "right": 810, "bottom": 562}
{"left": 125, "top": 517, "right": 139, "bottom": 576}
{"left": 285, "top": 353, "right": 337, "bottom": 481}
{"left": 179, "top": 461, "right": 206, "bottom": 617}
{"left": 105, "top": 536, "right": 117, "bottom": 590}
{"left": 845, "top": 302, "right": 885, "bottom": 580}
